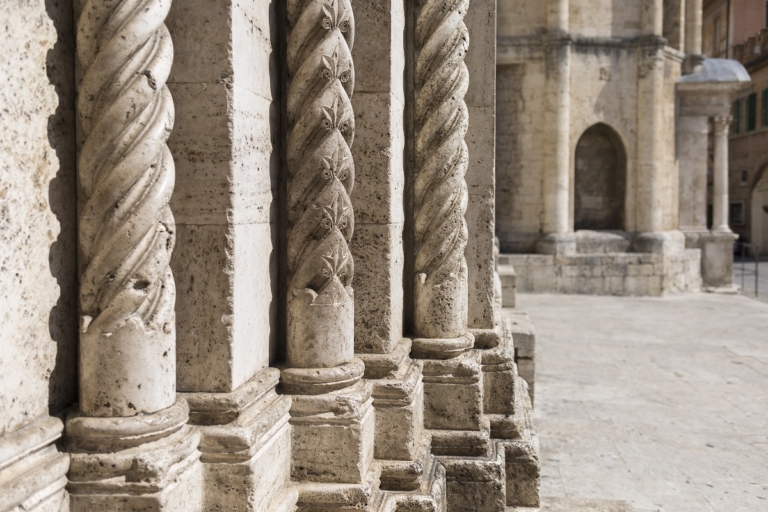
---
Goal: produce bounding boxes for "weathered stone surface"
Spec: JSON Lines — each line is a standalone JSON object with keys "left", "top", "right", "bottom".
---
{"left": 1, "top": 0, "right": 78, "bottom": 438}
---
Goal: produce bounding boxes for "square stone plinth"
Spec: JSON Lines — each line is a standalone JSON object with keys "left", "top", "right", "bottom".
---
{"left": 420, "top": 352, "right": 483, "bottom": 432}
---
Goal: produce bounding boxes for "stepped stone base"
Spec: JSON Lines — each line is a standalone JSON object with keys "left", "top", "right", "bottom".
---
{"left": 0, "top": 417, "right": 69, "bottom": 512}
{"left": 509, "top": 497, "right": 635, "bottom": 511}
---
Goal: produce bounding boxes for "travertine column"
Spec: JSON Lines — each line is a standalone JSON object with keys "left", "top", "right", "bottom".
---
{"left": 712, "top": 115, "right": 732, "bottom": 233}
{"left": 282, "top": 0, "right": 375, "bottom": 497}
{"left": 67, "top": 0, "right": 203, "bottom": 508}
{"left": 538, "top": 0, "right": 573, "bottom": 254}
{"left": 636, "top": 0, "right": 667, "bottom": 238}
{"left": 412, "top": 0, "right": 474, "bottom": 355}
{"left": 684, "top": 0, "right": 705, "bottom": 74}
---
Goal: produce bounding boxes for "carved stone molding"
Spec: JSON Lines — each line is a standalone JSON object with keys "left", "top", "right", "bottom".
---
{"left": 76, "top": 0, "right": 177, "bottom": 416}
{"left": 413, "top": 0, "right": 472, "bottom": 346}
{"left": 284, "top": 0, "right": 359, "bottom": 380}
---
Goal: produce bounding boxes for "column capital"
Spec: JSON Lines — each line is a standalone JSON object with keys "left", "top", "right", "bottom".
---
{"left": 713, "top": 115, "right": 733, "bottom": 132}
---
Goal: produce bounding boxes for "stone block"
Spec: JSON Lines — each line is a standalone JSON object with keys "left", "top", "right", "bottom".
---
{"left": 351, "top": 0, "right": 405, "bottom": 101}
{"left": 478, "top": 346, "right": 518, "bottom": 416}
{"left": 499, "top": 264, "right": 517, "bottom": 308}
{"left": 701, "top": 233, "right": 738, "bottom": 290}
{"left": 290, "top": 382, "right": 375, "bottom": 484}
{"left": 466, "top": 192, "right": 497, "bottom": 329}
{"left": 351, "top": 91, "right": 405, "bottom": 225}
{"left": 350, "top": 223, "right": 404, "bottom": 354}
{"left": 441, "top": 442, "right": 506, "bottom": 512}
{"left": 465, "top": 8, "right": 497, "bottom": 108}
{"left": 421, "top": 353, "right": 483, "bottom": 431}
{"left": 369, "top": 361, "right": 425, "bottom": 461}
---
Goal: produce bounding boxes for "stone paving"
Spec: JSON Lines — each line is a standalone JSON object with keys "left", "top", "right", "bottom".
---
{"left": 513, "top": 293, "right": 768, "bottom": 512}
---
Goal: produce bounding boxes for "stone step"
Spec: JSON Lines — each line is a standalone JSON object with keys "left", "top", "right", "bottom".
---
{"left": 508, "top": 497, "right": 635, "bottom": 511}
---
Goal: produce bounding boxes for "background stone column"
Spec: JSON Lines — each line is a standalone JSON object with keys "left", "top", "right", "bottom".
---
{"left": 67, "top": 0, "right": 203, "bottom": 507}
{"left": 538, "top": 0, "right": 573, "bottom": 255}
{"left": 635, "top": 0, "right": 667, "bottom": 241}
{"left": 684, "top": 0, "right": 705, "bottom": 74}
{"left": 712, "top": 115, "right": 732, "bottom": 233}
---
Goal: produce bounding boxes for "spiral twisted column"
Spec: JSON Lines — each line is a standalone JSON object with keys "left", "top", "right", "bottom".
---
{"left": 76, "top": 0, "right": 177, "bottom": 417}
{"left": 283, "top": 0, "right": 363, "bottom": 393}
{"left": 412, "top": 0, "right": 473, "bottom": 356}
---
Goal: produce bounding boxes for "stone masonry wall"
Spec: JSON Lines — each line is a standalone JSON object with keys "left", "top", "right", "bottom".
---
{"left": 0, "top": 0, "right": 78, "bottom": 436}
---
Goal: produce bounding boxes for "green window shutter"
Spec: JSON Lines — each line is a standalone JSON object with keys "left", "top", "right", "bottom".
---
{"left": 734, "top": 99, "right": 741, "bottom": 134}
{"left": 748, "top": 93, "right": 758, "bottom": 132}
{"left": 762, "top": 89, "right": 768, "bottom": 126}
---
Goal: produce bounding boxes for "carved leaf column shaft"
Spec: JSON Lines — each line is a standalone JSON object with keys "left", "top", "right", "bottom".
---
{"left": 413, "top": 0, "right": 473, "bottom": 350}
{"left": 77, "top": 0, "right": 177, "bottom": 416}
{"left": 285, "top": 0, "right": 360, "bottom": 383}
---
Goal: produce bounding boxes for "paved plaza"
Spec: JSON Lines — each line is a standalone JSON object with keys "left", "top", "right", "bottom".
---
{"left": 513, "top": 293, "right": 768, "bottom": 512}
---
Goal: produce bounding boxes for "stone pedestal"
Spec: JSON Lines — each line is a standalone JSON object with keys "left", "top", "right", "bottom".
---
{"left": 536, "top": 233, "right": 576, "bottom": 256}
{"left": 701, "top": 232, "right": 739, "bottom": 291}
{"left": 184, "top": 368, "right": 295, "bottom": 511}
{"left": 0, "top": 417, "right": 69, "bottom": 512}
{"left": 66, "top": 401, "right": 203, "bottom": 511}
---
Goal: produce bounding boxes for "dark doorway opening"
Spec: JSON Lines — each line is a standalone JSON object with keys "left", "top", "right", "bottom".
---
{"left": 574, "top": 123, "right": 627, "bottom": 231}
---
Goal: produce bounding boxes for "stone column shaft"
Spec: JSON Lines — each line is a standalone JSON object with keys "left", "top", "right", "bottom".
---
{"left": 282, "top": 0, "right": 366, "bottom": 394}
{"left": 712, "top": 115, "right": 732, "bottom": 233}
{"left": 684, "top": 0, "right": 705, "bottom": 74}
{"left": 411, "top": 0, "right": 474, "bottom": 356}
{"left": 636, "top": 1, "right": 666, "bottom": 235}
{"left": 67, "top": 0, "right": 203, "bottom": 508}
{"left": 544, "top": 0, "right": 569, "bottom": 236}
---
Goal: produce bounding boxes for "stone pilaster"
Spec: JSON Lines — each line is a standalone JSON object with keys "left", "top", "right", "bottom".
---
{"left": 67, "top": 2, "right": 203, "bottom": 508}
{"left": 282, "top": 1, "right": 375, "bottom": 507}
{"left": 165, "top": 1, "right": 294, "bottom": 507}
{"left": 677, "top": 114, "right": 711, "bottom": 247}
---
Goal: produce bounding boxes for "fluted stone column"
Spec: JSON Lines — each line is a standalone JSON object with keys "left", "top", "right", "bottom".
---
{"left": 66, "top": 0, "right": 203, "bottom": 508}
{"left": 282, "top": 1, "right": 375, "bottom": 501}
{"left": 538, "top": 0, "right": 573, "bottom": 255}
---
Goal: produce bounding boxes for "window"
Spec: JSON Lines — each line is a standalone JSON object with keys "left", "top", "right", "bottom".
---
{"left": 763, "top": 88, "right": 768, "bottom": 126}
{"left": 748, "top": 93, "right": 758, "bottom": 132}
{"left": 741, "top": 170, "right": 750, "bottom": 186}
{"left": 733, "top": 99, "right": 741, "bottom": 134}
{"left": 731, "top": 202, "right": 745, "bottom": 226}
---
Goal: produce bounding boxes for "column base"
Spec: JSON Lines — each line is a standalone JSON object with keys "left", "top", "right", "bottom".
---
{"left": 504, "top": 311, "right": 537, "bottom": 406}
{"left": 379, "top": 455, "right": 446, "bottom": 511}
{"left": 281, "top": 358, "right": 365, "bottom": 395}
{"left": 536, "top": 233, "right": 576, "bottom": 256}
{"left": 419, "top": 351, "right": 483, "bottom": 431}
{"left": 359, "top": 340, "right": 425, "bottom": 462}
{"left": 701, "top": 231, "right": 739, "bottom": 289}
{"left": 411, "top": 333, "right": 474, "bottom": 360}
{"left": 680, "top": 226, "right": 710, "bottom": 249}
{"left": 501, "top": 379, "right": 541, "bottom": 508}
{"left": 289, "top": 380, "right": 375, "bottom": 484}
{"left": 66, "top": 400, "right": 203, "bottom": 511}
{"left": 0, "top": 416, "right": 69, "bottom": 512}
{"left": 632, "top": 230, "right": 686, "bottom": 255}
{"left": 440, "top": 441, "right": 507, "bottom": 512}
{"left": 184, "top": 368, "right": 295, "bottom": 511}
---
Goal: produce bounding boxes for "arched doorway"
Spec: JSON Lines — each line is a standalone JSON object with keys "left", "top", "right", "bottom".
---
{"left": 751, "top": 166, "right": 768, "bottom": 256}
{"left": 574, "top": 124, "right": 627, "bottom": 231}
